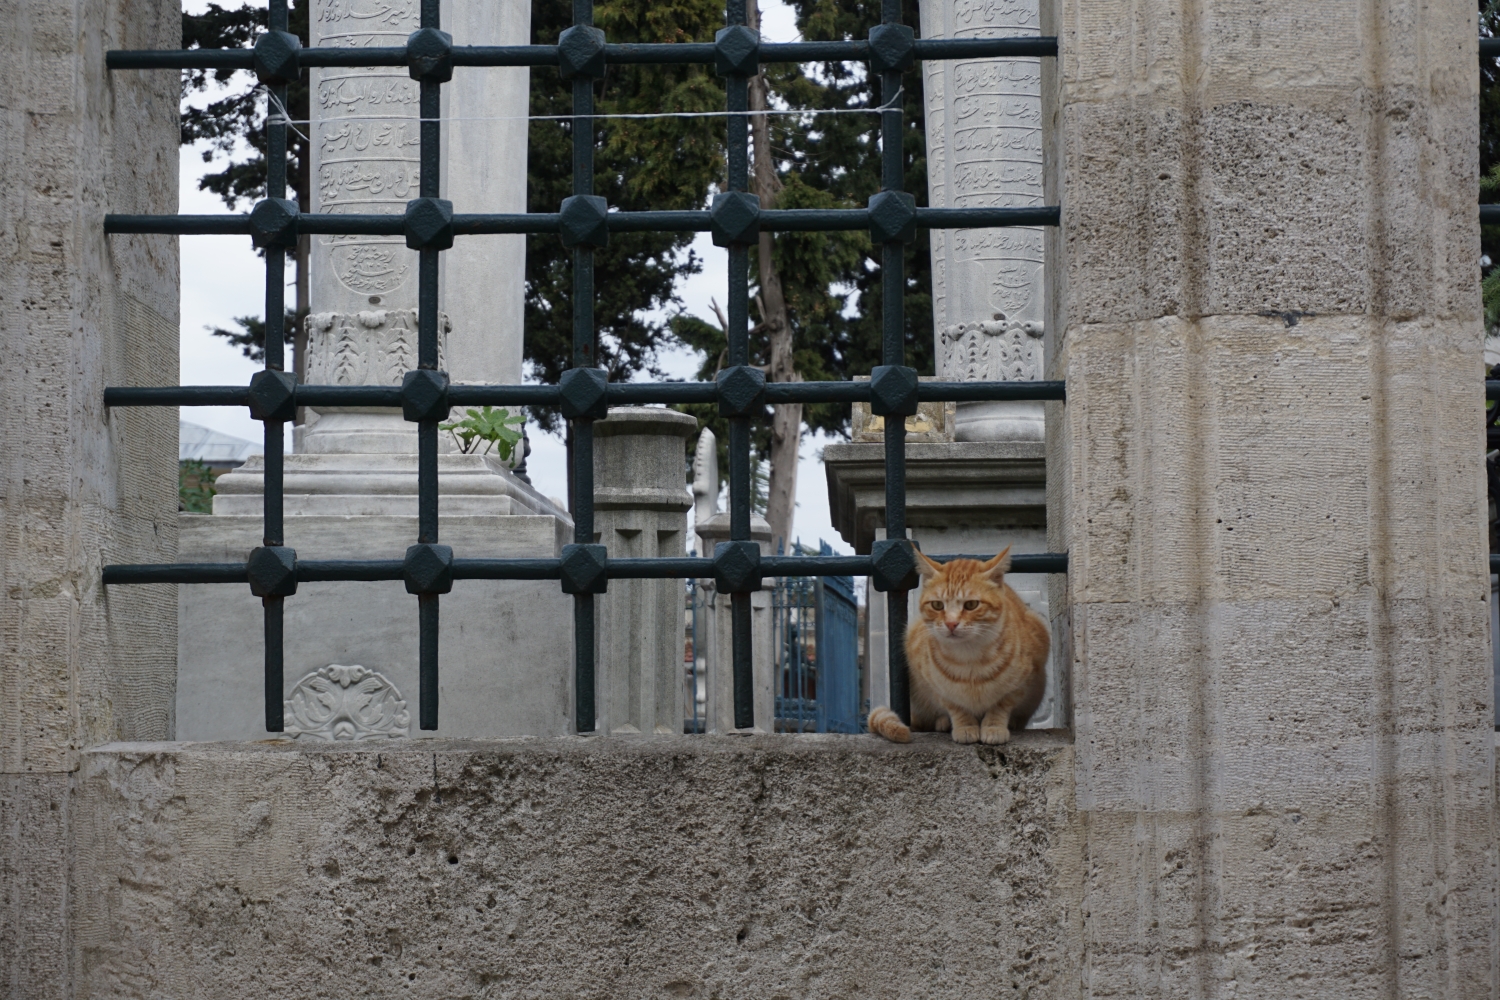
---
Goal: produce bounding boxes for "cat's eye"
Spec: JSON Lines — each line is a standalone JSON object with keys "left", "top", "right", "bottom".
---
{"left": 929, "top": 601, "right": 944, "bottom": 611}
{"left": 963, "top": 600, "right": 980, "bottom": 610}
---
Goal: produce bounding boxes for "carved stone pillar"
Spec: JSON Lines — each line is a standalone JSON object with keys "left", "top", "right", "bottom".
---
{"left": 922, "top": 0, "right": 1045, "bottom": 441}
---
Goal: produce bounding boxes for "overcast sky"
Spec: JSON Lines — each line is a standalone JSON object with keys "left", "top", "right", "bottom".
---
{"left": 177, "top": 0, "right": 851, "bottom": 553}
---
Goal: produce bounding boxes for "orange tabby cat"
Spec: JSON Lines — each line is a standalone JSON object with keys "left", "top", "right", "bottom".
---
{"left": 868, "top": 547, "right": 1049, "bottom": 745}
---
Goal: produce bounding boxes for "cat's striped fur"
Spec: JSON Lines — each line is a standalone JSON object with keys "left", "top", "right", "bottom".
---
{"left": 869, "top": 548, "right": 1049, "bottom": 745}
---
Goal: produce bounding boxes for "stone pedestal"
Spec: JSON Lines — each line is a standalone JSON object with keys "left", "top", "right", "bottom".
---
{"left": 592, "top": 407, "right": 696, "bottom": 735}
{"left": 695, "top": 513, "right": 775, "bottom": 734}
{"left": 823, "top": 438, "right": 1064, "bottom": 729}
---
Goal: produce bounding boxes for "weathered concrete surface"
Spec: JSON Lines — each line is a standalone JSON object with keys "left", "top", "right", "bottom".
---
{"left": 74, "top": 734, "right": 1079, "bottom": 999}
{"left": 1043, "top": 0, "right": 1496, "bottom": 995}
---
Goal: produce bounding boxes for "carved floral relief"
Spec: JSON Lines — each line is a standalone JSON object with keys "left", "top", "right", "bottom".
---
{"left": 284, "top": 663, "right": 410, "bottom": 740}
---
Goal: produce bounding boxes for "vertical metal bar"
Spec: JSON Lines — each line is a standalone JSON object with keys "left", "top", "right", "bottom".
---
{"left": 571, "top": 0, "right": 599, "bottom": 733}
{"left": 879, "top": 0, "right": 912, "bottom": 725}
{"left": 725, "top": 0, "right": 755, "bottom": 730}
{"left": 264, "top": 597, "right": 284, "bottom": 730}
{"left": 419, "top": 594, "right": 438, "bottom": 729}
{"left": 261, "top": 0, "right": 290, "bottom": 732}
{"left": 415, "top": 0, "right": 442, "bottom": 728}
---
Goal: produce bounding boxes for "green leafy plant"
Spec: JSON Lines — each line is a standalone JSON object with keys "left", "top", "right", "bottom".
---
{"left": 179, "top": 459, "right": 219, "bottom": 514}
{"left": 440, "top": 406, "right": 525, "bottom": 460}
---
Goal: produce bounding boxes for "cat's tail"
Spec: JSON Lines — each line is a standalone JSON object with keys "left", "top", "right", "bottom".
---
{"left": 867, "top": 707, "right": 911, "bottom": 743}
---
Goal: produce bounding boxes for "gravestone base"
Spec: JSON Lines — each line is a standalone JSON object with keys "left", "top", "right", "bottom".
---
{"left": 177, "top": 457, "right": 574, "bottom": 741}
{"left": 822, "top": 439, "right": 1065, "bottom": 729}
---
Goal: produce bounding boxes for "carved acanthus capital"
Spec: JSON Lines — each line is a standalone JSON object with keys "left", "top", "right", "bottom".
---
{"left": 939, "top": 319, "right": 1044, "bottom": 382}
{"left": 304, "top": 309, "right": 450, "bottom": 388}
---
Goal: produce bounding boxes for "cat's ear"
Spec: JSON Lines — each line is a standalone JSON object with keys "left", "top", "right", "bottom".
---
{"left": 914, "top": 549, "right": 942, "bottom": 578}
{"left": 982, "top": 546, "right": 1013, "bottom": 579}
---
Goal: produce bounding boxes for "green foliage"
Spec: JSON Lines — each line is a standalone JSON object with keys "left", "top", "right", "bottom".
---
{"left": 208, "top": 312, "right": 296, "bottom": 362}
{"left": 440, "top": 406, "right": 526, "bottom": 459}
{"left": 180, "top": 0, "right": 310, "bottom": 211}
{"left": 526, "top": 0, "right": 727, "bottom": 431}
{"left": 179, "top": 460, "right": 219, "bottom": 513}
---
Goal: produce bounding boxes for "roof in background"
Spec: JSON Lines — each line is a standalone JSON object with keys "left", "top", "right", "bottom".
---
{"left": 179, "top": 421, "right": 261, "bottom": 464}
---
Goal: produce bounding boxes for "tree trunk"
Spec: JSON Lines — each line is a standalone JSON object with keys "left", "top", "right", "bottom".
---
{"left": 748, "top": 0, "right": 800, "bottom": 555}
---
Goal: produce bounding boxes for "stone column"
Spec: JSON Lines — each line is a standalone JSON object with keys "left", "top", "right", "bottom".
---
{"left": 592, "top": 407, "right": 696, "bottom": 735}
{"left": 922, "top": 0, "right": 1044, "bottom": 442}
{"left": 0, "top": 0, "right": 179, "bottom": 993}
{"left": 304, "top": 0, "right": 528, "bottom": 453}
{"left": 1046, "top": 0, "right": 1493, "bottom": 992}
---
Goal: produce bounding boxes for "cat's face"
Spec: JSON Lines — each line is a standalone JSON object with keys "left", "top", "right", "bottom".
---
{"left": 914, "top": 549, "right": 1011, "bottom": 645}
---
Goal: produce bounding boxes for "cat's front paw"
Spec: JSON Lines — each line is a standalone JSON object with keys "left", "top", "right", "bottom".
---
{"left": 951, "top": 725, "right": 980, "bottom": 744}
{"left": 980, "top": 725, "right": 1011, "bottom": 745}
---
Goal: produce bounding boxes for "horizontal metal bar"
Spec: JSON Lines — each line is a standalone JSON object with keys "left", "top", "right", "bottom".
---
{"left": 1484, "top": 204, "right": 1500, "bottom": 225}
{"left": 103, "top": 563, "right": 247, "bottom": 584}
{"left": 1487, "top": 380, "right": 1500, "bottom": 400}
{"left": 1482, "top": 37, "right": 1500, "bottom": 59}
{"left": 302, "top": 560, "right": 404, "bottom": 581}
{"left": 105, "top": 386, "right": 250, "bottom": 407}
{"left": 107, "top": 205, "right": 1061, "bottom": 239}
{"left": 919, "top": 380, "right": 1065, "bottom": 402}
{"left": 934, "top": 553, "right": 1070, "bottom": 574}
{"left": 912, "top": 37, "right": 1058, "bottom": 60}
{"left": 913, "top": 206, "right": 1060, "bottom": 229}
{"left": 763, "top": 555, "right": 870, "bottom": 576}
{"left": 107, "top": 49, "right": 254, "bottom": 70}
{"left": 105, "top": 379, "right": 1067, "bottom": 410}
{"left": 102, "top": 551, "right": 1070, "bottom": 587}
{"left": 452, "top": 559, "right": 563, "bottom": 580}
{"left": 1492, "top": 553, "right": 1500, "bottom": 575}
{"left": 105, "top": 214, "right": 250, "bottom": 235}
{"left": 611, "top": 558, "right": 715, "bottom": 577}
{"left": 106, "top": 36, "right": 1057, "bottom": 73}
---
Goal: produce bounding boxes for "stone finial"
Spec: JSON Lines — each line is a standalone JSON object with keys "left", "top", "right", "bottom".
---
{"left": 692, "top": 427, "right": 720, "bottom": 527}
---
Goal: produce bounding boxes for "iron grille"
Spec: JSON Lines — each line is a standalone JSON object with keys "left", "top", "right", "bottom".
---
{"left": 101, "top": 0, "right": 1069, "bottom": 734}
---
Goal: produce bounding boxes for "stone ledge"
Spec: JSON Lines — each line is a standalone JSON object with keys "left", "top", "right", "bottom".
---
{"left": 73, "top": 733, "right": 1077, "bottom": 999}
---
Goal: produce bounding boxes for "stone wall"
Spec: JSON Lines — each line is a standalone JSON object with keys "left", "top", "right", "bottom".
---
{"left": 0, "top": 0, "right": 178, "bottom": 995}
{"left": 1043, "top": 0, "right": 1495, "bottom": 994}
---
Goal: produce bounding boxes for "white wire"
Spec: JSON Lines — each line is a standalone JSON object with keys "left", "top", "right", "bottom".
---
{"left": 263, "top": 86, "right": 904, "bottom": 129}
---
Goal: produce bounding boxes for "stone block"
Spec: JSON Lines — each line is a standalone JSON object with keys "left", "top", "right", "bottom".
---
{"left": 177, "top": 514, "right": 574, "bottom": 741}
{"left": 71, "top": 735, "right": 1079, "bottom": 999}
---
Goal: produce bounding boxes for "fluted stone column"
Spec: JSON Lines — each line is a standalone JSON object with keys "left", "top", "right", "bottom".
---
{"left": 592, "top": 407, "right": 696, "bottom": 735}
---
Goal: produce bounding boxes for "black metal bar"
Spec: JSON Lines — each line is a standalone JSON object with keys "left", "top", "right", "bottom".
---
{"left": 105, "top": 378, "right": 1066, "bottom": 410}
{"left": 106, "top": 35, "right": 1057, "bottom": 72}
{"left": 1491, "top": 553, "right": 1500, "bottom": 575}
{"left": 419, "top": 594, "right": 439, "bottom": 729}
{"left": 104, "top": 214, "right": 251, "bottom": 235}
{"left": 1487, "top": 380, "right": 1500, "bottom": 400}
{"left": 106, "top": 206, "right": 1059, "bottom": 238}
{"left": 265, "top": 597, "right": 285, "bottom": 732}
{"left": 1482, "top": 37, "right": 1500, "bottom": 59}
{"left": 879, "top": 0, "right": 913, "bottom": 727}
{"left": 413, "top": 0, "right": 444, "bottom": 731}
{"left": 1483, "top": 204, "right": 1500, "bottom": 225}
{"left": 725, "top": 0, "right": 755, "bottom": 732}
{"left": 572, "top": 0, "right": 600, "bottom": 735}
{"left": 102, "top": 563, "right": 249, "bottom": 585}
